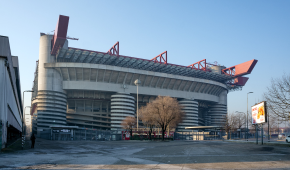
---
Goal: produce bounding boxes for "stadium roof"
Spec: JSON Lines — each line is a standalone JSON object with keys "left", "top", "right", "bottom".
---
{"left": 55, "top": 47, "right": 234, "bottom": 83}
{"left": 49, "top": 15, "right": 257, "bottom": 88}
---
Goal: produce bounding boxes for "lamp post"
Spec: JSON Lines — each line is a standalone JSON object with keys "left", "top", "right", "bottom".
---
{"left": 134, "top": 79, "right": 141, "bottom": 131}
{"left": 268, "top": 108, "right": 270, "bottom": 142}
{"left": 247, "top": 92, "right": 253, "bottom": 141}
{"left": 22, "top": 90, "right": 33, "bottom": 149}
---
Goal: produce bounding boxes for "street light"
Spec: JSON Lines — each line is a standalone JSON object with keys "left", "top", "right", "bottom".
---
{"left": 134, "top": 79, "right": 141, "bottom": 131}
{"left": 22, "top": 90, "right": 34, "bottom": 149}
{"left": 247, "top": 92, "right": 253, "bottom": 141}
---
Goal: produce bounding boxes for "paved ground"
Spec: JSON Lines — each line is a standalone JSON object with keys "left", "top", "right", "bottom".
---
{"left": 0, "top": 139, "right": 290, "bottom": 170}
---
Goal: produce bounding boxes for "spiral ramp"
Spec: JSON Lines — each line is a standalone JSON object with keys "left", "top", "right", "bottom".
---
{"left": 177, "top": 99, "right": 198, "bottom": 132}
{"left": 36, "top": 90, "right": 67, "bottom": 129}
{"left": 110, "top": 93, "right": 135, "bottom": 131}
{"left": 208, "top": 104, "right": 227, "bottom": 126}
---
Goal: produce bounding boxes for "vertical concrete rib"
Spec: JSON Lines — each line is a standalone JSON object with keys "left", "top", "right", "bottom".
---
{"left": 208, "top": 104, "right": 227, "bottom": 126}
{"left": 36, "top": 91, "right": 67, "bottom": 128}
{"left": 177, "top": 99, "right": 198, "bottom": 132}
{"left": 36, "top": 34, "right": 67, "bottom": 131}
{"left": 110, "top": 93, "right": 135, "bottom": 131}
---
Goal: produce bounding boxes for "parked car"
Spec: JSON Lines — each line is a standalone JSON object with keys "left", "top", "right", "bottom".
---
{"left": 278, "top": 133, "right": 286, "bottom": 140}
{"left": 286, "top": 135, "right": 290, "bottom": 143}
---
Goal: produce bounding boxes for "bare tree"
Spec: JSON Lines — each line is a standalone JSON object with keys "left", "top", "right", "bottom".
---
{"left": 139, "top": 96, "right": 184, "bottom": 141}
{"left": 263, "top": 110, "right": 278, "bottom": 138}
{"left": 223, "top": 112, "right": 242, "bottom": 139}
{"left": 222, "top": 114, "right": 231, "bottom": 139}
{"left": 139, "top": 106, "right": 156, "bottom": 140}
{"left": 121, "top": 116, "right": 136, "bottom": 139}
{"left": 140, "top": 105, "right": 156, "bottom": 137}
{"left": 233, "top": 112, "right": 246, "bottom": 130}
{"left": 264, "top": 74, "right": 290, "bottom": 120}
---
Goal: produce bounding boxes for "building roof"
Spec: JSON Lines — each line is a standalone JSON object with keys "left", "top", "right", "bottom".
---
{"left": 185, "top": 126, "right": 224, "bottom": 129}
{"left": 56, "top": 47, "right": 234, "bottom": 83}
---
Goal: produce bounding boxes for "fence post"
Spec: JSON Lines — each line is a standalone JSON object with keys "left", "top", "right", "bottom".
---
{"left": 21, "top": 135, "right": 24, "bottom": 149}
{"left": 261, "top": 124, "right": 263, "bottom": 145}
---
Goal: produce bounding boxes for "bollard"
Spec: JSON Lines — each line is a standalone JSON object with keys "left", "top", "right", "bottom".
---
{"left": 22, "top": 135, "right": 24, "bottom": 149}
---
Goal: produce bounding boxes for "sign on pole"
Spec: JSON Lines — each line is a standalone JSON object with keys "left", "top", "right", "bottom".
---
{"left": 251, "top": 101, "right": 267, "bottom": 124}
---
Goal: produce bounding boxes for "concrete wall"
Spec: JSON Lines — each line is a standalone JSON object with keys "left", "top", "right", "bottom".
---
{"left": 35, "top": 35, "right": 67, "bottom": 132}
{"left": 38, "top": 35, "right": 64, "bottom": 92}
{"left": 63, "top": 81, "right": 221, "bottom": 103}
{"left": 0, "top": 36, "right": 22, "bottom": 149}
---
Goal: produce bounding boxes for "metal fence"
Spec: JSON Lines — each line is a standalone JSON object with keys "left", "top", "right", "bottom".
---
{"left": 219, "top": 129, "right": 289, "bottom": 141}
{"left": 49, "top": 129, "right": 122, "bottom": 141}
{"left": 37, "top": 128, "right": 288, "bottom": 142}
{"left": 174, "top": 131, "right": 224, "bottom": 140}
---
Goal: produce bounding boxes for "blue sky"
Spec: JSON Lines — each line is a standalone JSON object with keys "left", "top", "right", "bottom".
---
{"left": 1, "top": 0, "right": 290, "bottom": 115}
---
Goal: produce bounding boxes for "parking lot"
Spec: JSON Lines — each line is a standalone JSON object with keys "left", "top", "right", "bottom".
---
{"left": 0, "top": 139, "right": 290, "bottom": 169}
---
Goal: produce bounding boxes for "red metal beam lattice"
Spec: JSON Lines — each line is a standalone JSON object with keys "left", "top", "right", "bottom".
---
{"left": 107, "top": 41, "right": 119, "bottom": 56}
{"left": 222, "top": 59, "right": 258, "bottom": 77}
{"left": 187, "top": 59, "right": 208, "bottom": 71}
{"left": 151, "top": 51, "right": 167, "bottom": 64}
{"left": 222, "top": 66, "right": 235, "bottom": 76}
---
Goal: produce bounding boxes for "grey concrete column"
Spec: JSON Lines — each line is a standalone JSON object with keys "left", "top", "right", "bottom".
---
{"left": 36, "top": 34, "right": 67, "bottom": 131}
{"left": 207, "top": 89, "right": 227, "bottom": 126}
{"left": 208, "top": 104, "right": 227, "bottom": 126}
{"left": 177, "top": 99, "right": 198, "bottom": 132}
{"left": 110, "top": 93, "right": 135, "bottom": 131}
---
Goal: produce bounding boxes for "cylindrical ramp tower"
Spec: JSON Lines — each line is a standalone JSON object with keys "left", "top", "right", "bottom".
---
{"left": 208, "top": 104, "right": 227, "bottom": 126}
{"left": 110, "top": 93, "right": 135, "bottom": 131}
{"left": 36, "top": 91, "right": 67, "bottom": 128}
{"left": 36, "top": 34, "right": 67, "bottom": 131}
{"left": 177, "top": 99, "right": 198, "bottom": 132}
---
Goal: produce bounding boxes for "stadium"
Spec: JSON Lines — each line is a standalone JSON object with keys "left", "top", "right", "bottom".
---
{"left": 30, "top": 15, "right": 257, "bottom": 135}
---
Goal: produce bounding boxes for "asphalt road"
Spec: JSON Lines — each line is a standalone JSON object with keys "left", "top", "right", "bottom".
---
{"left": 0, "top": 139, "right": 290, "bottom": 169}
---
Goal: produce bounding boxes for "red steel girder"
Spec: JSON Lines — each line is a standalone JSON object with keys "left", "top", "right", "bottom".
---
{"left": 227, "top": 77, "right": 249, "bottom": 86}
{"left": 222, "top": 66, "right": 235, "bottom": 76}
{"left": 151, "top": 51, "right": 167, "bottom": 64}
{"left": 51, "top": 15, "right": 69, "bottom": 55}
{"left": 222, "top": 59, "right": 258, "bottom": 77}
{"left": 107, "top": 41, "right": 119, "bottom": 56}
{"left": 187, "top": 59, "right": 208, "bottom": 71}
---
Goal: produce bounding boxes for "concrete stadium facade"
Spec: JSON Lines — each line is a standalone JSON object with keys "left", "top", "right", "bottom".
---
{"left": 31, "top": 15, "right": 257, "bottom": 135}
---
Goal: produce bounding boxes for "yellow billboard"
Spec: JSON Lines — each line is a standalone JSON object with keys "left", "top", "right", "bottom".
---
{"left": 251, "top": 101, "right": 267, "bottom": 124}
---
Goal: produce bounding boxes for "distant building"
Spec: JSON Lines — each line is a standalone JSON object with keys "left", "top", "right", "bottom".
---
{"left": 25, "top": 113, "right": 32, "bottom": 137}
{"left": 31, "top": 15, "right": 257, "bottom": 136}
{"left": 0, "top": 36, "right": 23, "bottom": 149}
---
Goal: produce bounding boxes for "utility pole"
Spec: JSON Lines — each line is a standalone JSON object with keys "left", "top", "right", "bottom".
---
{"left": 268, "top": 110, "right": 270, "bottom": 142}
{"left": 261, "top": 124, "right": 263, "bottom": 145}
{"left": 256, "top": 124, "right": 258, "bottom": 144}
{"left": 134, "top": 79, "right": 141, "bottom": 131}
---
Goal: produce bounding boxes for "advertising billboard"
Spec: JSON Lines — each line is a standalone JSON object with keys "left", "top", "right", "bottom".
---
{"left": 251, "top": 101, "right": 267, "bottom": 124}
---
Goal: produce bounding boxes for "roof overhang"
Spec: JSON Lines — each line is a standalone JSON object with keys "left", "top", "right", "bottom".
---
{"left": 185, "top": 126, "right": 223, "bottom": 129}
{"left": 50, "top": 126, "right": 79, "bottom": 129}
